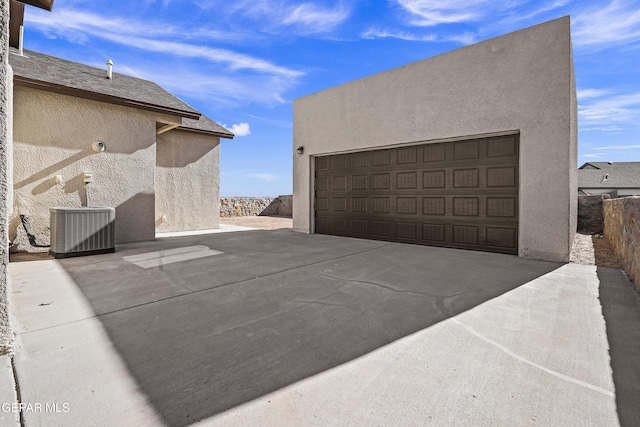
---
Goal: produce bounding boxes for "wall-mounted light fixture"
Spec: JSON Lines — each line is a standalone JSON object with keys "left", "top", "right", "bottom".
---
{"left": 92, "top": 141, "right": 106, "bottom": 152}
{"left": 296, "top": 146, "right": 304, "bottom": 155}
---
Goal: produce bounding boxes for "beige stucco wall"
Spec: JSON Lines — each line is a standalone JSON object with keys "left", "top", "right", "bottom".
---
{"left": 293, "top": 17, "right": 577, "bottom": 262}
{"left": 6, "top": 65, "right": 12, "bottom": 219}
{"left": 155, "top": 130, "right": 220, "bottom": 232}
{"left": 1, "top": 0, "right": 13, "bottom": 354}
{"left": 11, "top": 86, "right": 180, "bottom": 249}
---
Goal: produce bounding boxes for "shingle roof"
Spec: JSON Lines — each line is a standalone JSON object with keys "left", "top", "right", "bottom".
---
{"left": 578, "top": 162, "right": 640, "bottom": 189}
{"left": 180, "top": 116, "right": 234, "bottom": 139}
{"left": 9, "top": 48, "right": 200, "bottom": 119}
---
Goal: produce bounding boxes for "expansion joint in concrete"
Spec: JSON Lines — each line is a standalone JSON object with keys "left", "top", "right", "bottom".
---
{"left": 10, "top": 356, "right": 25, "bottom": 427}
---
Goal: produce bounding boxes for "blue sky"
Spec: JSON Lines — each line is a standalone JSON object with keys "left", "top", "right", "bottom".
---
{"left": 21, "top": 0, "right": 640, "bottom": 196}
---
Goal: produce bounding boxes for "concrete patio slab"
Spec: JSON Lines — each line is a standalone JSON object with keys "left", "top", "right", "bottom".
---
{"left": 4, "top": 230, "right": 638, "bottom": 426}
{"left": 8, "top": 259, "right": 163, "bottom": 427}
{"left": 208, "top": 265, "right": 615, "bottom": 427}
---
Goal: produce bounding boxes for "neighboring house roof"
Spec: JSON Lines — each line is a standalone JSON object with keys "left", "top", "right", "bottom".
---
{"left": 578, "top": 162, "right": 640, "bottom": 189}
{"left": 9, "top": 48, "right": 201, "bottom": 120}
{"left": 180, "top": 116, "right": 234, "bottom": 139}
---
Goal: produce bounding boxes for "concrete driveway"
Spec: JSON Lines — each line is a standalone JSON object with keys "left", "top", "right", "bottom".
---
{"left": 4, "top": 228, "right": 639, "bottom": 426}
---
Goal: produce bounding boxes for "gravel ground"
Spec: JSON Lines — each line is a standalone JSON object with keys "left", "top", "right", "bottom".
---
{"left": 570, "top": 233, "right": 596, "bottom": 265}
{"left": 571, "top": 232, "right": 623, "bottom": 268}
{"left": 219, "top": 216, "right": 293, "bottom": 230}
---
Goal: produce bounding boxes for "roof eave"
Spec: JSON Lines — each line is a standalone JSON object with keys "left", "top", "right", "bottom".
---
{"left": 176, "top": 127, "right": 235, "bottom": 139}
{"left": 14, "top": 76, "right": 201, "bottom": 120}
{"left": 18, "top": 0, "right": 54, "bottom": 11}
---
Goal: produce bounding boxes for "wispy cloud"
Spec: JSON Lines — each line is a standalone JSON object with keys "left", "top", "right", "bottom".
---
{"left": 221, "top": 122, "right": 251, "bottom": 136}
{"left": 282, "top": 2, "right": 351, "bottom": 35}
{"left": 594, "top": 144, "right": 640, "bottom": 150}
{"left": 500, "top": 0, "right": 571, "bottom": 24}
{"left": 248, "top": 173, "right": 278, "bottom": 182}
{"left": 25, "top": 7, "right": 303, "bottom": 105}
{"left": 577, "top": 88, "right": 610, "bottom": 100}
{"left": 395, "top": 0, "right": 492, "bottom": 26}
{"left": 581, "top": 153, "right": 606, "bottom": 158}
{"left": 581, "top": 126, "right": 624, "bottom": 132}
{"left": 103, "top": 33, "right": 302, "bottom": 78}
{"left": 27, "top": 9, "right": 300, "bottom": 78}
{"left": 579, "top": 91, "right": 640, "bottom": 123}
{"left": 246, "top": 114, "right": 292, "bottom": 128}
{"left": 572, "top": 0, "right": 640, "bottom": 48}
{"left": 26, "top": 8, "right": 251, "bottom": 43}
{"left": 121, "top": 64, "right": 294, "bottom": 107}
{"left": 361, "top": 28, "right": 436, "bottom": 41}
{"left": 223, "top": 0, "right": 350, "bottom": 35}
{"left": 361, "top": 27, "right": 476, "bottom": 44}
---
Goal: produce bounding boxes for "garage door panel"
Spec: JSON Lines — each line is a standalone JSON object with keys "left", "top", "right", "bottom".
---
{"left": 423, "top": 197, "right": 446, "bottom": 215}
{"left": 316, "top": 197, "right": 330, "bottom": 211}
{"left": 372, "top": 173, "right": 391, "bottom": 189}
{"left": 332, "top": 197, "right": 347, "bottom": 212}
{"left": 397, "top": 147, "right": 418, "bottom": 164}
{"left": 423, "top": 144, "right": 446, "bottom": 162}
{"left": 316, "top": 156, "right": 330, "bottom": 170}
{"left": 397, "top": 222, "right": 418, "bottom": 240}
{"left": 352, "top": 175, "right": 368, "bottom": 190}
{"left": 396, "top": 197, "right": 418, "bottom": 215}
{"left": 351, "top": 197, "right": 368, "bottom": 213}
{"left": 371, "top": 197, "right": 391, "bottom": 213}
{"left": 487, "top": 166, "right": 517, "bottom": 187}
{"left": 330, "top": 218, "right": 348, "bottom": 234}
{"left": 454, "top": 140, "right": 481, "bottom": 160}
{"left": 315, "top": 217, "right": 330, "bottom": 233}
{"left": 351, "top": 152, "right": 369, "bottom": 168}
{"left": 486, "top": 226, "right": 517, "bottom": 249}
{"left": 397, "top": 172, "right": 418, "bottom": 189}
{"left": 487, "top": 136, "right": 518, "bottom": 157}
{"left": 315, "top": 135, "right": 519, "bottom": 254}
{"left": 373, "top": 150, "right": 391, "bottom": 166}
{"left": 316, "top": 177, "right": 330, "bottom": 191}
{"left": 422, "top": 223, "right": 446, "bottom": 242}
{"left": 453, "top": 197, "right": 480, "bottom": 217}
{"left": 370, "top": 221, "right": 392, "bottom": 237}
{"left": 453, "top": 169, "right": 480, "bottom": 188}
{"left": 487, "top": 197, "right": 517, "bottom": 218}
{"left": 351, "top": 219, "right": 368, "bottom": 236}
{"left": 453, "top": 225, "right": 480, "bottom": 245}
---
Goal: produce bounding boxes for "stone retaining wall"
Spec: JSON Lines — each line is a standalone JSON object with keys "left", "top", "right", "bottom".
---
{"left": 220, "top": 195, "right": 292, "bottom": 218}
{"left": 578, "top": 194, "right": 610, "bottom": 233}
{"left": 604, "top": 196, "right": 640, "bottom": 289}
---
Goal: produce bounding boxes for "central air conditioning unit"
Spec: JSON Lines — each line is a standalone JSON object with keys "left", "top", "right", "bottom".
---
{"left": 50, "top": 207, "right": 116, "bottom": 258}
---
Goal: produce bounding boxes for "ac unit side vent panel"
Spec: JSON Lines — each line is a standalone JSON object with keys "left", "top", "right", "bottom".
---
{"left": 50, "top": 207, "right": 116, "bottom": 258}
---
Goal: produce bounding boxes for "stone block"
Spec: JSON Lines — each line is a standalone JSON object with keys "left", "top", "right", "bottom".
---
{"left": 604, "top": 196, "right": 640, "bottom": 288}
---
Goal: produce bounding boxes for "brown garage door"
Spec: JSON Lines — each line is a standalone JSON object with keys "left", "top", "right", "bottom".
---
{"left": 314, "top": 135, "right": 519, "bottom": 254}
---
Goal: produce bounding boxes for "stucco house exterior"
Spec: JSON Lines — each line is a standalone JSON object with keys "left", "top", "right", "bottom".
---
{"left": 578, "top": 162, "right": 640, "bottom": 197}
{"left": 8, "top": 48, "right": 233, "bottom": 252}
{"left": 293, "top": 17, "right": 577, "bottom": 263}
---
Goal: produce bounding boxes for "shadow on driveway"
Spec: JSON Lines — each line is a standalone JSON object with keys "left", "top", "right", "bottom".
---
{"left": 58, "top": 230, "right": 562, "bottom": 426}
{"left": 597, "top": 267, "right": 640, "bottom": 427}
